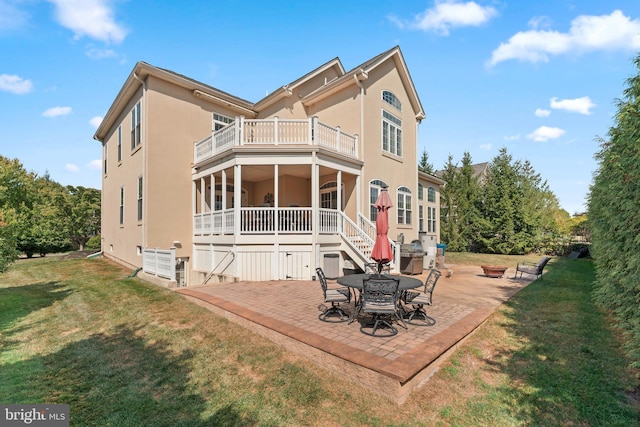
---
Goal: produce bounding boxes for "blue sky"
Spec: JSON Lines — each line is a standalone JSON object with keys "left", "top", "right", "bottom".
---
{"left": 2, "top": 0, "right": 640, "bottom": 215}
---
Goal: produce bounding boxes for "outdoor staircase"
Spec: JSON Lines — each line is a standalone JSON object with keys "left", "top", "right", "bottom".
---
{"left": 338, "top": 212, "right": 396, "bottom": 273}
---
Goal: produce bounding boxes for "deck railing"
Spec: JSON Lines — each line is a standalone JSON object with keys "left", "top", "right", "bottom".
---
{"left": 194, "top": 117, "right": 358, "bottom": 164}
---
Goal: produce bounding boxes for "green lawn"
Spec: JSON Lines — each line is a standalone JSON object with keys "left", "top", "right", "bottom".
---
{"left": 1, "top": 254, "right": 638, "bottom": 426}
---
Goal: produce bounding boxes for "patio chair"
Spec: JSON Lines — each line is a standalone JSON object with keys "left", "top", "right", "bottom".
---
{"left": 317, "top": 267, "right": 351, "bottom": 323}
{"left": 402, "top": 268, "right": 441, "bottom": 326}
{"left": 359, "top": 277, "right": 406, "bottom": 337}
{"left": 514, "top": 256, "right": 551, "bottom": 280}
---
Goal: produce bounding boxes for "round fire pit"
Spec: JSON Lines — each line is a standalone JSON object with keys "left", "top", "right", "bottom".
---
{"left": 481, "top": 265, "right": 508, "bottom": 278}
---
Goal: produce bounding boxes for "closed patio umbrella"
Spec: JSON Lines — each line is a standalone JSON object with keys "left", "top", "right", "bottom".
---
{"left": 370, "top": 187, "right": 393, "bottom": 274}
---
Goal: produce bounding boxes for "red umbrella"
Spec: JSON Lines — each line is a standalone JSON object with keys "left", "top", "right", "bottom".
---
{"left": 370, "top": 188, "right": 393, "bottom": 274}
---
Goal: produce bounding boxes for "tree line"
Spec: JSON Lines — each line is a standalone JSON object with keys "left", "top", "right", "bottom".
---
{"left": 589, "top": 52, "right": 640, "bottom": 369}
{"left": 420, "top": 147, "right": 587, "bottom": 255}
{"left": 0, "top": 155, "right": 100, "bottom": 272}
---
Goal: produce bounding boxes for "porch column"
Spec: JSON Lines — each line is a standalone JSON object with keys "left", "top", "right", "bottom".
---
{"left": 311, "top": 153, "right": 319, "bottom": 269}
{"left": 356, "top": 174, "right": 361, "bottom": 220}
{"left": 234, "top": 164, "right": 241, "bottom": 239}
{"left": 221, "top": 170, "right": 227, "bottom": 210}
{"left": 273, "top": 164, "right": 279, "bottom": 280}
{"left": 274, "top": 164, "right": 279, "bottom": 234}
{"left": 337, "top": 170, "right": 342, "bottom": 212}
{"left": 192, "top": 180, "right": 196, "bottom": 216}
{"left": 200, "top": 177, "right": 205, "bottom": 213}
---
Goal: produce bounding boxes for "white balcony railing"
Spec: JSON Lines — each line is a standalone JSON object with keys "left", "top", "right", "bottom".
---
{"left": 194, "top": 117, "right": 358, "bottom": 164}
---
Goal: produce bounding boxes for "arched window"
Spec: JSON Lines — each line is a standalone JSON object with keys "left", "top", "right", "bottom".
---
{"left": 382, "top": 90, "right": 401, "bottom": 111}
{"left": 397, "top": 186, "right": 412, "bottom": 225}
{"left": 427, "top": 186, "right": 436, "bottom": 203}
{"left": 369, "top": 179, "right": 388, "bottom": 221}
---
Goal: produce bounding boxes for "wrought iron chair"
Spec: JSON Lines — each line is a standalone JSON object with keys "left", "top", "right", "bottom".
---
{"left": 316, "top": 267, "right": 351, "bottom": 323}
{"left": 359, "top": 277, "right": 406, "bottom": 337}
{"left": 402, "top": 268, "right": 441, "bottom": 326}
{"left": 514, "top": 256, "right": 551, "bottom": 280}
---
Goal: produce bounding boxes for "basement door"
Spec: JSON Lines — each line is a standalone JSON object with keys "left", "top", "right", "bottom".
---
{"left": 279, "top": 250, "right": 311, "bottom": 280}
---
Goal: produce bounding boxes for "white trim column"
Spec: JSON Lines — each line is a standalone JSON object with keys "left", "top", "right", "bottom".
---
{"left": 234, "top": 164, "right": 241, "bottom": 238}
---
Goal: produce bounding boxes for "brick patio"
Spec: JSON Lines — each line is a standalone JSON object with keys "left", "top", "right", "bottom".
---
{"left": 175, "top": 264, "right": 534, "bottom": 404}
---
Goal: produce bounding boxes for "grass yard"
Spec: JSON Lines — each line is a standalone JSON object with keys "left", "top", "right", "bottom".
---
{"left": 1, "top": 253, "right": 638, "bottom": 426}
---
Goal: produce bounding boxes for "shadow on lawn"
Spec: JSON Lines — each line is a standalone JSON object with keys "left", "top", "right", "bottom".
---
{"left": 2, "top": 324, "right": 255, "bottom": 426}
{"left": 0, "top": 282, "right": 72, "bottom": 332}
{"left": 486, "top": 258, "right": 639, "bottom": 424}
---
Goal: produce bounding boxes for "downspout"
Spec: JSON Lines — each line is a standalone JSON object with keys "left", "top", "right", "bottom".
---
{"left": 133, "top": 72, "right": 148, "bottom": 250}
{"left": 353, "top": 70, "right": 367, "bottom": 220}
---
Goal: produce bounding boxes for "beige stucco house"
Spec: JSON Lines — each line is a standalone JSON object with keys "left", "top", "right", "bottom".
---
{"left": 94, "top": 46, "right": 444, "bottom": 285}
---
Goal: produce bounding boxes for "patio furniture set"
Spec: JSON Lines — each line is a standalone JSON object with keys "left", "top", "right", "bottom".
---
{"left": 317, "top": 267, "right": 442, "bottom": 337}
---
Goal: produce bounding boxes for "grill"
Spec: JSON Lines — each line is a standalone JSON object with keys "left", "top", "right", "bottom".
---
{"left": 399, "top": 240, "right": 424, "bottom": 275}
{"left": 400, "top": 241, "right": 424, "bottom": 257}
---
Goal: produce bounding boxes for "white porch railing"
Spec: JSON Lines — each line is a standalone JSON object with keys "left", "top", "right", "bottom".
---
{"left": 194, "top": 117, "right": 358, "bottom": 164}
{"left": 194, "top": 207, "right": 315, "bottom": 235}
{"left": 142, "top": 247, "right": 176, "bottom": 280}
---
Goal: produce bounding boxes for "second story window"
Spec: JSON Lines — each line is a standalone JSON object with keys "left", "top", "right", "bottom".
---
{"left": 117, "top": 126, "right": 122, "bottom": 162}
{"left": 418, "top": 183, "right": 424, "bottom": 200}
{"left": 382, "top": 110, "right": 402, "bottom": 156}
{"left": 213, "top": 113, "right": 233, "bottom": 131}
{"left": 131, "top": 101, "right": 141, "bottom": 150}
{"left": 103, "top": 142, "right": 108, "bottom": 175}
{"left": 428, "top": 186, "right": 436, "bottom": 203}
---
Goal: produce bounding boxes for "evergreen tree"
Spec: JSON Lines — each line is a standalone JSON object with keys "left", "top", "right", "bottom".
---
{"left": 589, "top": 53, "right": 640, "bottom": 368}
{"left": 418, "top": 148, "right": 434, "bottom": 174}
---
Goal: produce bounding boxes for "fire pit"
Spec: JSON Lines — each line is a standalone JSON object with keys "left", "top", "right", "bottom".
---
{"left": 481, "top": 265, "right": 508, "bottom": 278}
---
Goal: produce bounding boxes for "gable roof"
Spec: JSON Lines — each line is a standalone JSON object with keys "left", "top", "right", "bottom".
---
{"left": 253, "top": 57, "right": 345, "bottom": 111}
{"left": 301, "top": 46, "right": 425, "bottom": 121}
{"left": 93, "top": 61, "right": 256, "bottom": 142}
{"left": 94, "top": 47, "right": 425, "bottom": 142}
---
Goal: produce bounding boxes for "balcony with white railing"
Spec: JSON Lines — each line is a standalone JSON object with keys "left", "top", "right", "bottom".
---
{"left": 194, "top": 116, "right": 359, "bottom": 164}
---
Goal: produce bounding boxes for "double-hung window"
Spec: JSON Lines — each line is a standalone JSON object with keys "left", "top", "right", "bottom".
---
{"left": 382, "top": 110, "right": 402, "bottom": 156}
{"left": 397, "top": 186, "right": 412, "bottom": 225}
{"left": 428, "top": 206, "right": 436, "bottom": 233}
{"left": 131, "top": 101, "right": 141, "bottom": 150}
{"left": 137, "top": 176, "right": 143, "bottom": 222}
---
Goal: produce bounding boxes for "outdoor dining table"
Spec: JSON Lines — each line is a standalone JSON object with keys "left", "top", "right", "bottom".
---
{"left": 336, "top": 273, "right": 423, "bottom": 323}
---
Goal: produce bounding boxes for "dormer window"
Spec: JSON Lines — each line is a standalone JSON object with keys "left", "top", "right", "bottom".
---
{"left": 382, "top": 90, "right": 401, "bottom": 111}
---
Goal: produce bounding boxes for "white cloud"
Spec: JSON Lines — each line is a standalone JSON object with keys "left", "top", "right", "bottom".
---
{"left": 87, "top": 159, "right": 102, "bottom": 170}
{"left": 390, "top": 0, "right": 498, "bottom": 35}
{"left": 0, "top": 74, "right": 33, "bottom": 94}
{"left": 47, "top": 0, "right": 128, "bottom": 44}
{"left": 65, "top": 163, "right": 80, "bottom": 172}
{"left": 504, "top": 134, "right": 520, "bottom": 141}
{"left": 527, "top": 126, "right": 565, "bottom": 142}
{"left": 479, "top": 143, "right": 492, "bottom": 150}
{"left": 535, "top": 108, "right": 551, "bottom": 117}
{"left": 550, "top": 96, "right": 596, "bottom": 115}
{"left": 42, "top": 106, "right": 72, "bottom": 117}
{"left": 488, "top": 10, "right": 640, "bottom": 66}
{"left": 89, "top": 116, "right": 103, "bottom": 128}
{"left": 86, "top": 47, "right": 117, "bottom": 59}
